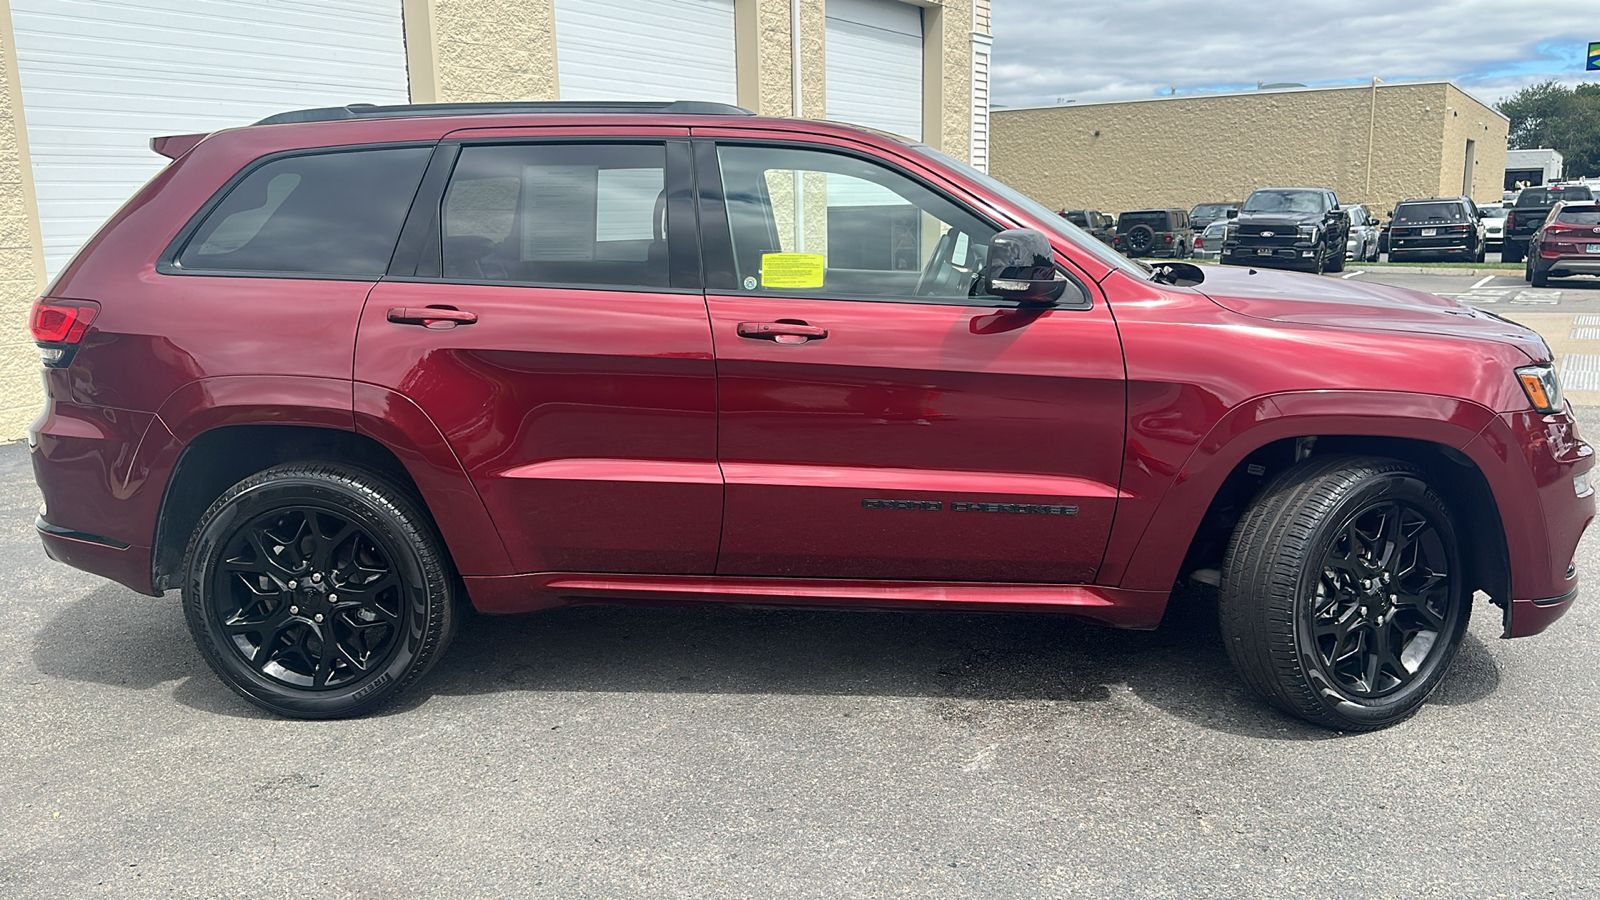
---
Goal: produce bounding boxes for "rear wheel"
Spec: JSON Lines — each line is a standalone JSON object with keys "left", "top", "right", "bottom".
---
{"left": 1124, "top": 224, "right": 1155, "bottom": 256}
{"left": 183, "top": 462, "right": 457, "bottom": 718}
{"left": 1532, "top": 264, "right": 1549, "bottom": 288}
{"left": 1218, "top": 456, "right": 1469, "bottom": 731}
{"left": 1503, "top": 242, "right": 1524, "bottom": 264}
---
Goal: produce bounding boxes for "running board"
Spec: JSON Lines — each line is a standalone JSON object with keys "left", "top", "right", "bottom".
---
{"left": 461, "top": 573, "right": 1170, "bottom": 629}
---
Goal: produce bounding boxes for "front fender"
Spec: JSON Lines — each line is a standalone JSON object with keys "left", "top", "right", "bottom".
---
{"left": 1102, "top": 390, "right": 1498, "bottom": 593}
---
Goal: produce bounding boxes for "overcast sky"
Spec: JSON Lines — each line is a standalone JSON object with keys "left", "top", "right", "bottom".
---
{"left": 992, "top": 1, "right": 1596, "bottom": 110}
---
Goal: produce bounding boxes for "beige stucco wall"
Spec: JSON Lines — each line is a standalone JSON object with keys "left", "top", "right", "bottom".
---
{"left": 991, "top": 82, "right": 1508, "bottom": 219}
{"left": 0, "top": 1, "right": 46, "bottom": 441}
{"left": 1439, "top": 83, "right": 1509, "bottom": 203}
{"left": 406, "top": 0, "right": 560, "bottom": 103}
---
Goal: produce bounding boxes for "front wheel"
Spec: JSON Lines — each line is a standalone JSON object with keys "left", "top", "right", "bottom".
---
{"left": 1218, "top": 456, "right": 1469, "bottom": 731}
{"left": 1325, "top": 246, "right": 1346, "bottom": 273}
{"left": 183, "top": 462, "right": 458, "bottom": 718}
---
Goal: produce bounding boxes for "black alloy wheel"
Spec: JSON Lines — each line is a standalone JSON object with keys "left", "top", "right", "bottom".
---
{"left": 1219, "top": 456, "right": 1469, "bottom": 730}
{"left": 184, "top": 463, "right": 456, "bottom": 718}
{"left": 1305, "top": 498, "right": 1459, "bottom": 699}
{"left": 1124, "top": 224, "right": 1155, "bottom": 255}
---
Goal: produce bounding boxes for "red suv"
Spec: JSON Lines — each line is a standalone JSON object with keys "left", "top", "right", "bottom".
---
{"left": 1527, "top": 200, "right": 1600, "bottom": 287}
{"left": 30, "top": 101, "right": 1593, "bottom": 730}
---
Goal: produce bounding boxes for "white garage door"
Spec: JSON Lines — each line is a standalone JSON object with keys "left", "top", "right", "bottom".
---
{"left": 9, "top": 0, "right": 411, "bottom": 278}
{"left": 554, "top": 0, "right": 737, "bottom": 104}
{"left": 826, "top": 0, "right": 922, "bottom": 142}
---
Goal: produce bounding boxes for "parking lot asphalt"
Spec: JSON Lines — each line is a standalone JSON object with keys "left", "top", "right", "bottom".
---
{"left": 4, "top": 407, "right": 1600, "bottom": 896}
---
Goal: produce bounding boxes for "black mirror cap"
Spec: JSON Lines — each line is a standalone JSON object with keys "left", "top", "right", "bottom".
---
{"left": 986, "top": 229, "right": 1068, "bottom": 304}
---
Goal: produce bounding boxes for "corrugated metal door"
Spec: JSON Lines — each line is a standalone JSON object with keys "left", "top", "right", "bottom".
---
{"left": 554, "top": 0, "right": 737, "bottom": 104}
{"left": 825, "top": 0, "right": 922, "bottom": 142}
{"left": 9, "top": 0, "right": 411, "bottom": 278}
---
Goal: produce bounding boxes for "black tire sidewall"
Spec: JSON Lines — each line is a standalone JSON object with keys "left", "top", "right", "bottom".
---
{"left": 1289, "top": 471, "right": 1469, "bottom": 728}
{"left": 184, "top": 466, "right": 450, "bottom": 718}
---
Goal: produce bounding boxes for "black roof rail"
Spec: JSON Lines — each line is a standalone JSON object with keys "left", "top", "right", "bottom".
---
{"left": 254, "top": 100, "right": 756, "bottom": 126}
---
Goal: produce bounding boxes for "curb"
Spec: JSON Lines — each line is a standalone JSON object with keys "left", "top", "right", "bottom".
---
{"left": 1340, "top": 265, "right": 1521, "bottom": 277}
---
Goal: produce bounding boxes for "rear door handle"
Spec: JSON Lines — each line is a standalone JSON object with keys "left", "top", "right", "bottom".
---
{"left": 387, "top": 306, "right": 478, "bottom": 328}
{"left": 737, "top": 321, "right": 828, "bottom": 344}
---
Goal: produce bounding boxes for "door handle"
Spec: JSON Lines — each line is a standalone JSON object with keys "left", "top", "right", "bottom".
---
{"left": 737, "top": 321, "right": 828, "bottom": 344}
{"left": 387, "top": 306, "right": 478, "bottom": 328}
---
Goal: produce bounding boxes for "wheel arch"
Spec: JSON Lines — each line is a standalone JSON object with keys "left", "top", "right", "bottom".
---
{"left": 1111, "top": 391, "right": 1507, "bottom": 600}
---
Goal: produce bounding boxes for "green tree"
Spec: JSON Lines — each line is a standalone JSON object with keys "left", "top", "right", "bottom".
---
{"left": 1497, "top": 81, "right": 1600, "bottom": 178}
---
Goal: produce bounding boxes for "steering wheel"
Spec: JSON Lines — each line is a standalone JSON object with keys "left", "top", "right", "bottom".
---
{"left": 913, "top": 230, "right": 957, "bottom": 296}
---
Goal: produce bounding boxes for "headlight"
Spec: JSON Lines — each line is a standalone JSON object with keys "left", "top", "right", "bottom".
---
{"left": 1298, "top": 225, "right": 1320, "bottom": 241}
{"left": 1224, "top": 224, "right": 1238, "bottom": 241}
{"left": 1516, "top": 363, "right": 1564, "bottom": 413}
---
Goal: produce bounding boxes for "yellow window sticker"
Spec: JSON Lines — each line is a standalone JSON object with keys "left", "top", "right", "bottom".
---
{"left": 760, "top": 253, "right": 825, "bottom": 289}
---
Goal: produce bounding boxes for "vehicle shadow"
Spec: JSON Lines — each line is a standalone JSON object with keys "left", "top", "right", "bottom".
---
{"left": 32, "top": 581, "right": 1501, "bottom": 737}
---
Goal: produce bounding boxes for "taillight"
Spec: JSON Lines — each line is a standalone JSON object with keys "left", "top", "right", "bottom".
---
{"left": 1195, "top": 237, "right": 1205, "bottom": 249}
{"left": 1506, "top": 210, "right": 1517, "bottom": 228}
{"left": 1163, "top": 234, "right": 1173, "bottom": 242}
{"left": 29, "top": 298, "right": 100, "bottom": 367}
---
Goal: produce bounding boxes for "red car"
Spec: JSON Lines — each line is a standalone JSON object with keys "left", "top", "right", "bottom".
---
{"left": 1527, "top": 200, "right": 1600, "bottom": 287}
{"left": 30, "top": 101, "right": 1593, "bottom": 729}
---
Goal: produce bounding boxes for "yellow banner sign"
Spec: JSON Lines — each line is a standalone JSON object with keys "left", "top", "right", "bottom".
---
{"left": 760, "top": 253, "right": 825, "bottom": 289}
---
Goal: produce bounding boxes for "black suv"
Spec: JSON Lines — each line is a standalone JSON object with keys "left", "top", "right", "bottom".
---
{"left": 1387, "top": 196, "right": 1486, "bottom": 262}
{"left": 1058, "top": 208, "right": 1115, "bottom": 245}
{"left": 1221, "top": 187, "right": 1350, "bottom": 274}
{"left": 1503, "top": 183, "right": 1597, "bottom": 263}
{"left": 1112, "top": 208, "right": 1192, "bottom": 258}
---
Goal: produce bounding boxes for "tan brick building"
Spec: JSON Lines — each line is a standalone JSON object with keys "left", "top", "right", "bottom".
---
{"left": 0, "top": 0, "right": 991, "bottom": 439}
{"left": 991, "top": 80, "right": 1507, "bottom": 224}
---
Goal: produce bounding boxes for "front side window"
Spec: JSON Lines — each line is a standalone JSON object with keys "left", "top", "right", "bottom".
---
{"left": 179, "top": 146, "right": 431, "bottom": 276}
{"left": 441, "top": 143, "right": 670, "bottom": 287}
{"left": 714, "top": 144, "right": 1000, "bottom": 302}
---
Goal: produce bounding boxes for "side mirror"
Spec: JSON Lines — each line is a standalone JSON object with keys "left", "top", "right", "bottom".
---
{"left": 1226, "top": 208, "right": 1239, "bottom": 218}
{"left": 985, "top": 229, "right": 1068, "bottom": 305}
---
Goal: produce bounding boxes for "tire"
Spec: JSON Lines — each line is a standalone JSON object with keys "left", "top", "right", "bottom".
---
{"left": 1475, "top": 242, "right": 1486, "bottom": 263}
{"left": 1532, "top": 264, "right": 1548, "bottom": 288}
{"left": 1525, "top": 257, "right": 1533, "bottom": 283}
{"left": 1367, "top": 241, "right": 1379, "bottom": 262}
{"left": 1301, "top": 251, "right": 1325, "bottom": 275}
{"left": 1503, "top": 242, "right": 1523, "bottom": 264}
{"left": 1124, "top": 224, "right": 1155, "bottom": 255}
{"left": 183, "top": 462, "right": 458, "bottom": 719}
{"left": 1325, "top": 246, "right": 1346, "bottom": 273}
{"left": 1217, "top": 455, "right": 1469, "bottom": 731}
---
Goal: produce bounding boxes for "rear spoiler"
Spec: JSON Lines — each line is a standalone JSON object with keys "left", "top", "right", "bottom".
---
{"left": 150, "top": 132, "right": 210, "bottom": 159}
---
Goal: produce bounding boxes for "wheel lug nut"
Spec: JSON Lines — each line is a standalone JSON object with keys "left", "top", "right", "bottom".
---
{"left": 328, "top": 593, "right": 337, "bottom": 603}
{"left": 287, "top": 580, "right": 297, "bottom": 589}
{"left": 314, "top": 613, "right": 324, "bottom": 622}
{"left": 290, "top": 605, "right": 299, "bottom": 614}
{"left": 312, "top": 573, "right": 323, "bottom": 583}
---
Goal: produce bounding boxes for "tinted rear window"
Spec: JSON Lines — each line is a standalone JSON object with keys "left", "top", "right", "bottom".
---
{"left": 1394, "top": 202, "right": 1466, "bottom": 224}
{"left": 1191, "top": 204, "right": 1233, "bottom": 218}
{"left": 1556, "top": 207, "right": 1600, "bottom": 225}
{"left": 1061, "top": 211, "right": 1088, "bottom": 226}
{"left": 1518, "top": 186, "right": 1595, "bottom": 208}
{"left": 179, "top": 146, "right": 431, "bottom": 276}
{"left": 1119, "top": 211, "right": 1167, "bottom": 229}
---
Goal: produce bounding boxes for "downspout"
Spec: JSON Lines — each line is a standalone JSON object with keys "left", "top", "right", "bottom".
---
{"left": 791, "top": 0, "right": 805, "bottom": 249}
{"left": 1366, "top": 77, "right": 1380, "bottom": 197}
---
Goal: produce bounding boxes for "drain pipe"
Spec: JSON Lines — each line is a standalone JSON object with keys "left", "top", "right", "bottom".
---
{"left": 791, "top": 0, "right": 802, "bottom": 116}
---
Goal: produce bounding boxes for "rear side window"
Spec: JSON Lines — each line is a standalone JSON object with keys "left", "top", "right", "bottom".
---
{"left": 439, "top": 142, "right": 669, "bottom": 287}
{"left": 178, "top": 147, "right": 430, "bottom": 276}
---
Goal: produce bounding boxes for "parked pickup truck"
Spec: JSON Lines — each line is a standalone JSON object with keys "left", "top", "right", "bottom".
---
{"left": 1221, "top": 187, "right": 1351, "bottom": 274}
{"left": 1502, "top": 183, "right": 1596, "bottom": 263}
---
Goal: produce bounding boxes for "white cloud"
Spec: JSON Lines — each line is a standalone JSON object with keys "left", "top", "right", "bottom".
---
{"left": 993, "top": 0, "right": 1594, "bottom": 110}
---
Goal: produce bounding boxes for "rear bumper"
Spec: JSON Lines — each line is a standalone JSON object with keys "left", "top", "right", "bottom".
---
{"left": 1536, "top": 255, "right": 1600, "bottom": 276}
{"left": 36, "top": 516, "right": 159, "bottom": 596}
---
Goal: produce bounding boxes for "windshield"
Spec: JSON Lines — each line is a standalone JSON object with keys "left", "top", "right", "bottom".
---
{"left": 1395, "top": 202, "right": 1467, "bottom": 224}
{"left": 1061, "top": 210, "right": 1089, "bottom": 226}
{"left": 1242, "top": 190, "right": 1326, "bottom": 215}
{"left": 911, "top": 145, "right": 1150, "bottom": 279}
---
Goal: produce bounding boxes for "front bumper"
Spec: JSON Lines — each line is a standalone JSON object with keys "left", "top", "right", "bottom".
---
{"left": 1467, "top": 408, "right": 1595, "bottom": 638}
{"left": 1222, "top": 240, "right": 1318, "bottom": 264}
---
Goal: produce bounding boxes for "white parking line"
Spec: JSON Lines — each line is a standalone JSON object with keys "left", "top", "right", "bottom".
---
{"left": 1340, "top": 270, "right": 1364, "bottom": 279}
{"left": 1469, "top": 275, "right": 1495, "bottom": 289}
